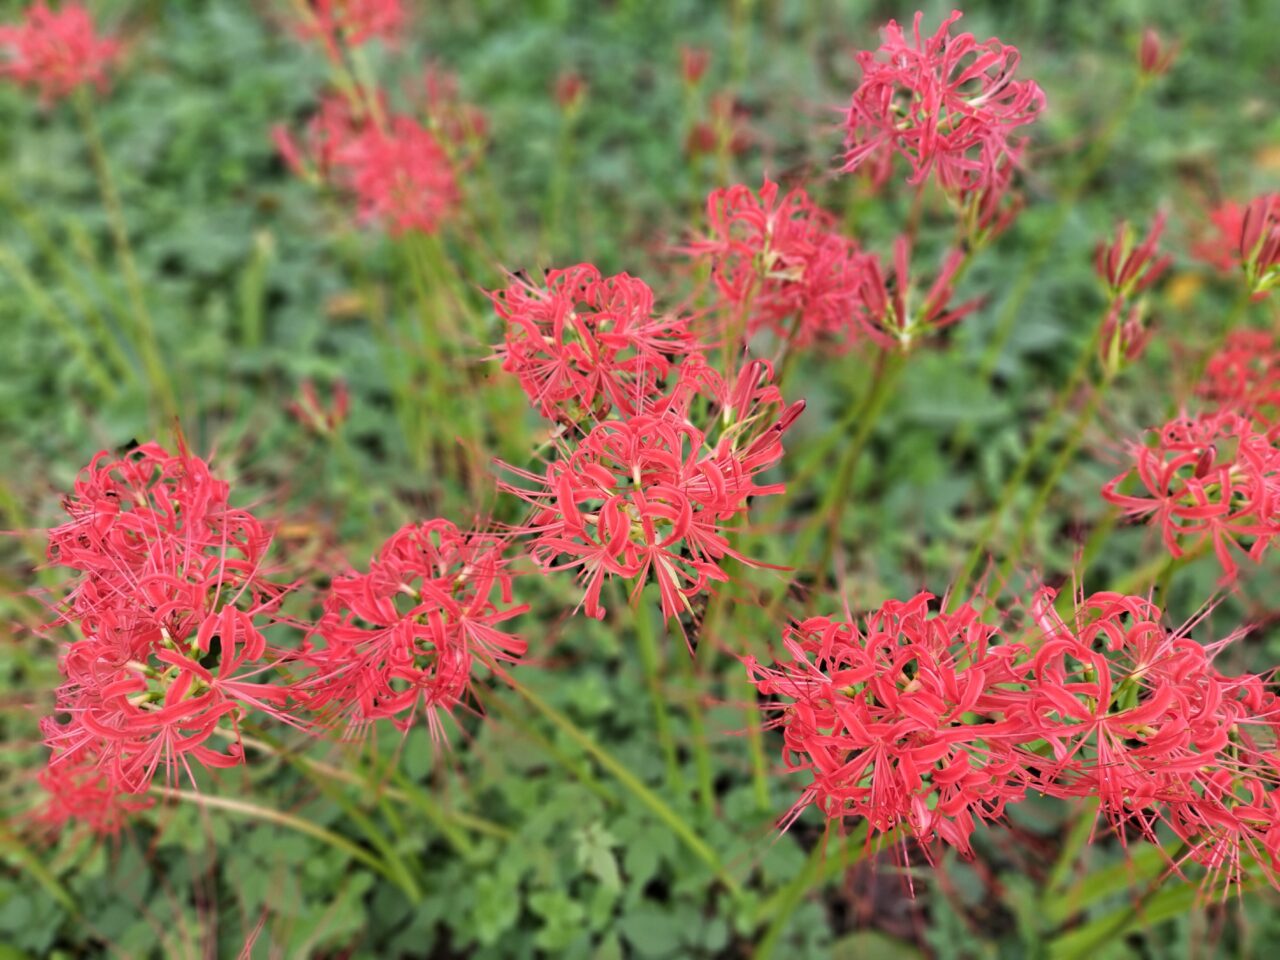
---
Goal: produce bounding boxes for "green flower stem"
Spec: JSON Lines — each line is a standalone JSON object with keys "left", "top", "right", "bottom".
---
{"left": 768, "top": 349, "right": 904, "bottom": 622}
{"left": 996, "top": 379, "right": 1109, "bottom": 587}
{"left": 152, "top": 786, "right": 414, "bottom": 896}
{"left": 631, "top": 586, "right": 680, "bottom": 789}
{"left": 1042, "top": 797, "right": 1100, "bottom": 904}
{"left": 73, "top": 90, "right": 177, "bottom": 425}
{"left": 505, "top": 675, "right": 744, "bottom": 897}
{"left": 753, "top": 822, "right": 888, "bottom": 959}
{"left": 952, "top": 302, "right": 1113, "bottom": 604}
{"left": 974, "top": 79, "right": 1147, "bottom": 385}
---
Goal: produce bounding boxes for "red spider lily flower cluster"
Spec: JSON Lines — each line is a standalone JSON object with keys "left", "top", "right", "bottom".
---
{"left": 490, "top": 264, "right": 696, "bottom": 423}
{"left": 500, "top": 353, "right": 801, "bottom": 628}
{"left": 685, "top": 179, "right": 871, "bottom": 349}
{"left": 680, "top": 45, "right": 710, "bottom": 87}
{"left": 745, "top": 593, "right": 1030, "bottom": 856}
{"left": 841, "top": 11, "right": 1044, "bottom": 197}
{"left": 275, "top": 100, "right": 459, "bottom": 236}
{"left": 1102, "top": 411, "right": 1280, "bottom": 579}
{"left": 1020, "top": 590, "right": 1280, "bottom": 891}
{"left": 857, "top": 237, "right": 978, "bottom": 350}
{"left": 750, "top": 587, "right": 1280, "bottom": 889}
{"left": 340, "top": 115, "right": 459, "bottom": 235}
{"left": 0, "top": 2, "right": 121, "bottom": 104}
{"left": 37, "top": 444, "right": 296, "bottom": 821}
{"left": 295, "top": 0, "right": 404, "bottom": 62}
{"left": 298, "top": 520, "right": 527, "bottom": 741}
{"left": 1193, "top": 194, "right": 1280, "bottom": 298}
{"left": 1200, "top": 329, "right": 1280, "bottom": 429}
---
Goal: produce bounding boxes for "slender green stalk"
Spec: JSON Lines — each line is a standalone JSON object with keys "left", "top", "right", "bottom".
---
{"left": 1042, "top": 797, "right": 1100, "bottom": 903}
{"left": 0, "top": 246, "right": 117, "bottom": 397}
{"left": 152, "top": 787, "right": 411, "bottom": 893}
{"left": 754, "top": 822, "right": 887, "bottom": 958}
{"left": 974, "top": 80, "right": 1146, "bottom": 384}
{"left": 996, "top": 382, "right": 1108, "bottom": 586}
{"left": 506, "top": 676, "right": 743, "bottom": 896}
{"left": 951, "top": 304, "right": 1111, "bottom": 603}
{"left": 679, "top": 646, "right": 717, "bottom": 818}
{"left": 73, "top": 90, "right": 177, "bottom": 423}
{"left": 631, "top": 586, "right": 679, "bottom": 788}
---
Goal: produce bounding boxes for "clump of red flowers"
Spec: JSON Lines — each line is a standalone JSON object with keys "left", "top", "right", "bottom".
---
{"left": 490, "top": 264, "right": 695, "bottom": 423}
{"left": 1193, "top": 194, "right": 1280, "bottom": 299}
{"left": 1101, "top": 411, "right": 1280, "bottom": 579}
{"left": 275, "top": 98, "right": 459, "bottom": 236}
{"left": 298, "top": 520, "right": 527, "bottom": 742}
{"left": 686, "top": 179, "right": 870, "bottom": 349}
{"left": 37, "top": 443, "right": 297, "bottom": 824}
{"left": 855, "top": 237, "right": 979, "bottom": 350}
{"left": 1200, "top": 329, "right": 1280, "bottom": 429}
{"left": 745, "top": 593, "right": 1030, "bottom": 856}
{"left": 500, "top": 353, "right": 801, "bottom": 629}
{"left": 841, "top": 11, "right": 1044, "bottom": 196}
{"left": 0, "top": 2, "right": 121, "bottom": 104}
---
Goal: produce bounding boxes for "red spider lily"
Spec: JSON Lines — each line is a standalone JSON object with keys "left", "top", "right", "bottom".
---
{"left": 1021, "top": 589, "right": 1280, "bottom": 892}
{"left": 419, "top": 64, "right": 489, "bottom": 154}
{"left": 1239, "top": 195, "right": 1280, "bottom": 298}
{"left": 33, "top": 750, "right": 154, "bottom": 837}
{"left": 39, "top": 444, "right": 298, "bottom": 804}
{"left": 288, "top": 379, "right": 351, "bottom": 436}
{"left": 685, "top": 179, "right": 870, "bottom": 349}
{"left": 856, "top": 237, "right": 979, "bottom": 349}
{"left": 842, "top": 11, "right": 1044, "bottom": 196}
{"left": 1193, "top": 194, "right": 1280, "bottom": 298}
{"left": 500, "top": 383, "right": 800, "bottom": 628}
{"left": 1200, "top": 329, "right": 1280, "bottom": 428}
{"left": 338, "top": 115, "right": 459, "bottom": 235}
{"left": 0, "top": 2, "right": 121, "bottom": 104}
{"left": 1097, "top": 299, "right": 1153, "bottom": 378}
{"left": 1094, "top": 212, "right": 1171, "bottom": 299}
{"left": 490, "top": 264, "right": 695, "bottom": 423}
{"left": 685, "top": 91, "right": 751, "bottom": 159}
{"left": 554, "top": 71, "right": 587, "bottom": 113}
{"left": 744, "top": 594, "right": 1033, "bottom": 857}
{"left": 1138, "top": 27, "right": 1178, "bottom": 78}
{"left": 1101, "top": 411, "right": 1280, "bottom": 578}
{"left": 272, "top": 93, "right": 365, "bottom": 183}
{"left": 680, "top": 45, "right": 710, "bottom": 86}
{"left": 295, "top": 0, "right": 404, "bottom": 62}
{"left": 298, "top": 520, "right": 527, "bottom": 741}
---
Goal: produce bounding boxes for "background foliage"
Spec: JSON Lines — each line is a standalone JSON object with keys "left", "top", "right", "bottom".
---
{"left": 2, "top": 0, "right": 1280, "bottom": 957}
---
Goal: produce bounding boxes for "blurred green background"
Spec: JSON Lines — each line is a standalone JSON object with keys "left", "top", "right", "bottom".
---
{"left": 2, "top": 1, "right": 1280, "bottom": 957}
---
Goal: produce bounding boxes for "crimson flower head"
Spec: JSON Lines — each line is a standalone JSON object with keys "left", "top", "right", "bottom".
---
{"left": 1193, "top": 194, "right": 1280, "bottom": 299}
{"left": 296, "top": 0, "right": 404, "bottom": 61}
{"left": 685, "top": 179, "right": 870, "bottom": 349}
{"left": 500, "top": 362, "right": 801, "bottom": 629}
{"left": 299, "top": 520, "right": 527, "bottom": 741}
{"left": 856, "top": 237, "right": 978, "bottom": 349}
{"left": 1101, "top": 411, "right": 1280, "bottom": 578}
{"left": 1200, "top": 329, "right": 1280, "bottom": 428}
{"left": 745, "top": 593, "right": 1031, "bottom": 856}
{"left": 0, "top": 2, "right": 121, "bottom": 104}
{"left": 490, "top": 264, "right": 695, "bottom": 423}
{"left": 842, "top": 11, "right": 1044, "bottom": 196}
{"left": 40, "top": 443, "right": 295, "bottom": 807}
{"left": 554, "top": 70, "right": 587, "bottom": 113}
{"left": 1138, "top": 27, "right": 1178, "bottom": 78}
{"left": 420, "top": 64, "right": 490, "bottom": 154}
{"left": 1019, "top": 589, "right": 1280, "bottom": 891}
{"left": 680, "top": 46, "right": 710, "bottom": 86}
{"left": 1094, "top": 212, "right": 1171, "bottom": 299}
{"left": 339, "top": 115, "right": 459, "bottom": 235}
